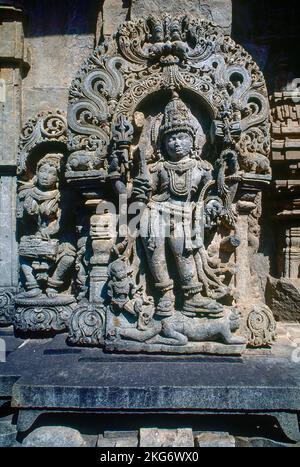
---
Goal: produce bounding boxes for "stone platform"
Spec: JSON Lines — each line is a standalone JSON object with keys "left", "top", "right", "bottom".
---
{"left": 0, "top": 330, "right": 300, "bottom": 443}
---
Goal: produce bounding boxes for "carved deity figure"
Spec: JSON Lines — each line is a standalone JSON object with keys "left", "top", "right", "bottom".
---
{"left": 133, "top": 94, "right": 224, "bottom": 316}
{"left": 107, "top": 259, "right": 137, "bottom": 312}
{"left": 18, "top": 153, "right": 76, "bottom": 298}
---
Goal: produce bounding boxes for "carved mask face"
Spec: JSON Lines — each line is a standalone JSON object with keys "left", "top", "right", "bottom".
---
{"left": 112, "top": 263, "right": 127, "bottom": 281}
{"left": 37, "top": 163, "right": 58, "bottom": 189}
{"left": 164, "top": 131, "right": 193, "bottom": 161}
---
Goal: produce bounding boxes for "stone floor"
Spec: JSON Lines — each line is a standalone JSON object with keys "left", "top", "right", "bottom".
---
{"left": 0, "top": 323, "right": 300, "bottom": 447}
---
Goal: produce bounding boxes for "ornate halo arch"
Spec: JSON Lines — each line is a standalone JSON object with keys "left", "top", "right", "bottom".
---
{"left": 66, "top": 14, "right": 270, "bottom": 178}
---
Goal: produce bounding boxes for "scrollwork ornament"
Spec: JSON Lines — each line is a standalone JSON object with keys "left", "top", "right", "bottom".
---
{"left": 246, "top": 304, "right": 277, "bottom": 347}
{"left": 67, "top": 301, "right": 105, "bottom": 346}
{"left": 0, "top": 290, "right": 15, "bottom": 325}
{"left": 18, "top": 111, "right": 67, "bottom": 176}
{"left": 68, "top": 14, "right": 271, "bottom": 180}
{"left": 13, "top": 297, "right": 75, "bottom": 332}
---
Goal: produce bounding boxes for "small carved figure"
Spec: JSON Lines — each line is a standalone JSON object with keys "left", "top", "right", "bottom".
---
{"left": 66, "top": 150, "right": 104, "bottom": 172}
{"left": 119, "top": 308, "right": 246, "bottom": 347}
{"left": 239, "top": 152, "right": 271, "bottom": 175}
{"left": 107, "top": 259, "right": 137, "bottom": 312}
{"left": 160, "top": 309, "right": 246, "bottom": 346}
{"left": 18, "top": 153, "right": 76, "bottom": 298}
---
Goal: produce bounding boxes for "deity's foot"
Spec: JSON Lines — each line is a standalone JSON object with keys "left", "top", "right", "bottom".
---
{"left": 46, "top": 287, "right": 59, "bottom": 298}
{"left": 156, "top": 297, "right": 175, "bottom": 317}
{"left": 183, "top": 295, "right": 223, "bottom": 315}
{"left": 18, "top": 287, "right": 43, "bottom": 299}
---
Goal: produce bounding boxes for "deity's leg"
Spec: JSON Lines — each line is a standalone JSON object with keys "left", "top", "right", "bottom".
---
{"left": 20, "top": 259, "right": 42, "bottom": 297}
{"left": 141, "top": 234, "right": 175, "bottom": 316}
{"left": 169, "top": 230, "right": 223, "bottom": 315}
{"left": 47, "top": 245, "right": 75, "bottom": 297}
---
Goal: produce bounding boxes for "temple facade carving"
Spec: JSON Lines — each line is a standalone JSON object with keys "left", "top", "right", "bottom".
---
{"left": 0, "top": 13, "right": 276, "bottom": 353}
{"left": 2, "top": 1, "right": 300, "bottom": 449}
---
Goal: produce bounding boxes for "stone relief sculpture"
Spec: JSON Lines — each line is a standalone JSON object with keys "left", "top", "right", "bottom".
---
{"left": 14, "top": 112, "right": 77, "bottom": 333}
{"left": 12, "top": 15, "right": 276, "bottom": 351}
{"left": 18, "top": 153, "right": 75, "bottom": 299}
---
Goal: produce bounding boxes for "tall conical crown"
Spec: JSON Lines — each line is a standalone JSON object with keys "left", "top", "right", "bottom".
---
{"left": 160, "top": 92, "right": 197, "bottom": 138}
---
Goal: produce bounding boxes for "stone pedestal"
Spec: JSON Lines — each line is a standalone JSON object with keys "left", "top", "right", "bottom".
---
{"left": 0, "top": 333, "right": 298, "bottom": 443}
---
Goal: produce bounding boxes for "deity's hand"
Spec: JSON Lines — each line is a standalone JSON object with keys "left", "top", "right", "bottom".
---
{"left": 132, "top": 176, "right": 152, "bottom": 202}
{"left": 39, "top": 229, "right": 51, "bottom": 240}
{"left": 204, "top": 199, "right": 223, "bottom": 229}
{"left": 23, "top": 196, "right": 38, "bottom": 216}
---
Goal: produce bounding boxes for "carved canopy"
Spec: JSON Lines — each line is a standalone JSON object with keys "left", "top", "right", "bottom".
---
{"left": 67, "top": 14, "right": 270, "bottom": 179}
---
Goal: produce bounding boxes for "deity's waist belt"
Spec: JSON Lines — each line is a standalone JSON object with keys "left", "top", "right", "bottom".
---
{"left": 143, "top": 201, "right": 203, "bottom": 251}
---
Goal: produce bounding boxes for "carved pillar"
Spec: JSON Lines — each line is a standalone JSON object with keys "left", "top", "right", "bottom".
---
{"left": 235, "top": 179, "right": 270, "bottom": 308}
{"left": 89, "top": 210, "right": 116, "bottom": 303}
{"left": 267, "top": 91, "right": 300, "bottom": 321}
{"left": 282, "top": 227, "right": 300, "bottom": 279}
{"left": 0, "top": 6, "right": 29, "bottom": 325}
{"left": 235, "top": 211, "right": 252, "bottom": 302}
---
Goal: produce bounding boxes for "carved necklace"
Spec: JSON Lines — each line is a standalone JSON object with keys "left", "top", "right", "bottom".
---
{"left": 164, "top": 159, "right": 195, "bottom": 197}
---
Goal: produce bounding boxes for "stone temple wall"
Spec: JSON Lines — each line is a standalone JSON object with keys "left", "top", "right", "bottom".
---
{"left": 0, "top": 1, "right": 232, "bottom": 296}
{"left": 0, "top": 0, "right": 300, "bottom": 448}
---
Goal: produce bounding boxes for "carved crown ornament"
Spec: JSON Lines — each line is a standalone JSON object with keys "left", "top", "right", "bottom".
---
{"left": 18, "top": 111, "right": 68, "bottom": 177}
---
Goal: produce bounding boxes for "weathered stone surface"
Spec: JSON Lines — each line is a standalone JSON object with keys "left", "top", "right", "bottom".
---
{"left": 22, "top": 1, "right": 100, "bottom": 119}
{"left": 97, "top": 432, "right": 139, "bottom": 447}
{"left": 235, "top": 437, "right": 295, "bottom": 448}
{"left": 140, "top": 428, "right": 194, "bottom": 447}
{"left": 10, "top": 334, "right": 300, "bottom": 413}
{"left": 266, "top": 277, "right": 300, "bottom": 322}
{"left": 195, "top": 431, "right": 235, "bottom": 447}
{"left": 131, "top": 1, "right": 232, "bottom": 33}
{"left": 0, "top": 420, "right": 17, "bottom": 447}
{"left": 0, "top": 6, "right": 25, "bottom": 62}
{"left": 22, "top": 426, "right": 86, "bottom": 447}
{"left": 102, "top": 0, "right": 129, "bottom": 36}
{"left": 106, "top": 341, "right": 246, "bottom": 355}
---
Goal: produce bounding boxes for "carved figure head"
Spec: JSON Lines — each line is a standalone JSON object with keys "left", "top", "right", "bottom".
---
{"left": 109, "top": 259, "right": 128, "bottom": 281}
{"left": 160, "top": 93, "right": 201, "bottom": 160}
{"left": 36, "top": 153, "right": 62, "bottom": 190}
{"left": 164, "top": 131, "right": 193, "bottom": 161}
{"left": 205, "top": 197, "right": 224, "bottom": 228}
{"left": 160, "top": 93, "right": 196, "bottom": 139}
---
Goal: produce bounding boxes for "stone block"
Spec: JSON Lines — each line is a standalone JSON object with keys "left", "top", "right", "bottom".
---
{"left": 97, "top": 431, "right": 139, "bottom": 447}
{"left": 235, "top": 437, "right": 294, "bottom": 448}
{"left": 0, "top": 7, "right": 24, "bottom": 61}
{"left": 22, "top": 426, "right": 86, "bottom": 447}
{"left": 102, "top": 0, "right": 129, "bottom": 36}
{"left": 266, "top": 277, "right": 300, "bottom": 322}
{"left": 139, "top": 428, "right": 194, "bottom": 447}
{"left": 0, "top": 421, "right": 17, "bottom": 447}
{"left": 195, "top": 431, "right": 235, "bottom": 447}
